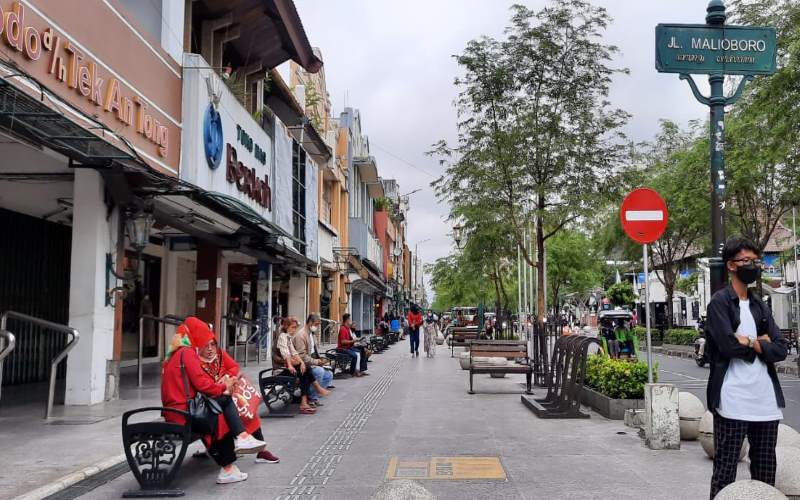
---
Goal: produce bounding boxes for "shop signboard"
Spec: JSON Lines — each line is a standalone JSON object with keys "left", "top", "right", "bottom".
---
{"left": 181, "top": 53, "right": 273, "bottom": 220}
{"left": 0, "top": 0, "right": 182, "bottom": 174}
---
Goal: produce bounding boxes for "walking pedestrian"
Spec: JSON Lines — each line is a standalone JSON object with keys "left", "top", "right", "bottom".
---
{"left": 423, "top": 313, "right": 437, "bottom": 358}
{"left": 706, "top": 237, "right": 787, "bottom": 499}
{"left": 407, "top": 304, "right": 423, "bottom": 357}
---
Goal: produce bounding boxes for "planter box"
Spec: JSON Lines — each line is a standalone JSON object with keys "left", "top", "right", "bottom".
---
{"left": 581, "top": 386, "right": 644, "bottom": 420}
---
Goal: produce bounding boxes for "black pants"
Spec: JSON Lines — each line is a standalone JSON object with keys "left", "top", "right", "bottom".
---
{"left": 409, "top": 327, "right": 420, "bottom": 353}
{"left": 207, "top": 427, "right": 264, "bottom": 468}
{"left": 356, "top": 346, "right": 368, "bottom": 371}
{"left": 279, "top": 365, "right": 315, "bottom": 396}
{"left": 710, "top": 414, "right": 779, "bottom": 499}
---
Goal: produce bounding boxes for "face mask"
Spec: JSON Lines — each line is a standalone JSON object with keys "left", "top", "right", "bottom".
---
{"left": 736, "top": 263, "right": 761, "bottom": 285}
{"left": 310, "top": 326, "right": 318, "bottom": 333}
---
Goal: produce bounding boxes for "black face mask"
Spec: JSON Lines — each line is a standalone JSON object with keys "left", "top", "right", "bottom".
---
{"left": 736, "top": 263, "right": 761, "bottom": 285}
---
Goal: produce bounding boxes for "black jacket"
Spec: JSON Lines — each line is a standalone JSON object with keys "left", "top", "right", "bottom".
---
{"left": 705, "top": 285, "right": 787, "bottom": 414}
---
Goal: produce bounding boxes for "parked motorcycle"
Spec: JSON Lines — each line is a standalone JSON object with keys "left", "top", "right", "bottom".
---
{"left": 693, "top": 317, "right": 708, "bottom": 368}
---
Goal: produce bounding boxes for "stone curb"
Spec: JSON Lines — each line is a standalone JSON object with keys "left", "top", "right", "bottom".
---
{"left": 645, "top": 346, "right": 800, "bottom": 377}
{"left": 11, "top": 453, "right": 126, "bottom": 500}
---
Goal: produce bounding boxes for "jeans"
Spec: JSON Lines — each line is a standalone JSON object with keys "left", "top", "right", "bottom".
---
{"left": 308, "top": 365, "right": 333, "bottom": 400}
{"left": 345, "top": 348, "right": 361, "bottom": 373}
{"left": 409, "top": 327, "right": 420, "bottom": 354}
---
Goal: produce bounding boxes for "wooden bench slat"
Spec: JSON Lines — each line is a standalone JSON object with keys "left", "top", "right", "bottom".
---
{"left": 470, "top": 351, "right": 528, "bottom": 358}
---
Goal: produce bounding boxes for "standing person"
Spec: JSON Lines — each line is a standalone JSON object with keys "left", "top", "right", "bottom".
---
{"left": 423, "top": 314, "right": 437, "bottom": 358}
{"left": 707, "top": 238, "right": 787, "bottom": 499}
{"left": 294, "top": 313, "right": 334, "bottom": 407}
{"left": 338, "top": 314, "right": 364, "bottom": 377}
{"left": 407, "top": 304, "right": 423, "bottom": 357}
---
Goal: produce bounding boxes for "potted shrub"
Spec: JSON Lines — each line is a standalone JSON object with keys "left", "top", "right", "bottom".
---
{"left": 582, "top": 355, "right": 657, "bottom": 419}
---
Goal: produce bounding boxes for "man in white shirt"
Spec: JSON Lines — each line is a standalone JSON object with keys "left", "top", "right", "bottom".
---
{"left": 706, "top": 238, "right": 787, "bottom": 498}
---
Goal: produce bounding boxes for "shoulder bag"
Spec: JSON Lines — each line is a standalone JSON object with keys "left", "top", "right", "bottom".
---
{"left": 180, "top": 350, "right": 222, "bottom": 436}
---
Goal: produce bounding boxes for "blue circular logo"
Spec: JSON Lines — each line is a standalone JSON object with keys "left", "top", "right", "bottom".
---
{"left": 203, "top": 104, "right": 223, "bottom": 170}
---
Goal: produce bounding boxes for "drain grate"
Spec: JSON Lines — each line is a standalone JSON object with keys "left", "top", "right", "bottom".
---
{"left": 276, "top": 358, "right": 404, "bottom": 500}
{"left": 43, "top": 462, "right": 130, "bottom": 500}
{"left": 46, "top": 416, "right": 114, "bottom": 425}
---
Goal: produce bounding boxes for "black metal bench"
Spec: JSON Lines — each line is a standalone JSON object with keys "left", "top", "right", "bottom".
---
{"left": 468, "top": 340, "right": 533, "bottom": 395}
{"left": 780, "top": 328, "right": 796, "bottom": 354}
{"left": 121, "top": 407, "right": 194, "bottom": 498}
{"left": 521, "top": 335, "right": 598, "bottom": 419}
{"left": 324, "top": 348, "right": 355, "bottom": 377}
{"left": 258, "top": 368, "right": 300, "bottom": 418}
{"left": 449, "top": 326, "right": 480, "bottom": 357}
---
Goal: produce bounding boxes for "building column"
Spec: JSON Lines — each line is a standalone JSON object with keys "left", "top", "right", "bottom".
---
{"left": 308, "top": 276, "right": 321, "bottom": 315}
{"left": 256, "top": 261, "right": 271, "bottom": 353}
{"left": 288, "top": 273, "right": 307, "bottom": 319}
{"left": 195, "top": 242, "right": 222, "bottom": 333}
{"left": 66, "top": 170, "right": 118, "bottom": 405}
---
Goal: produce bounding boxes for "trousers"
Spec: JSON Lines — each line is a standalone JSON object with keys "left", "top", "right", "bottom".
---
{"left": 409, "top": 327, "right": 420, "bottom": 353}
{"left": 710, "top": 413, "right": 779, "bottom": 499}
{"left": 308, "top": 365, "right": 333, "bottom": 399}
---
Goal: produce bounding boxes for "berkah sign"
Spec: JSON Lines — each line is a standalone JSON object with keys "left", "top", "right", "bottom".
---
{"left": 655, "top": 24, "right": 776, "bottom": 75}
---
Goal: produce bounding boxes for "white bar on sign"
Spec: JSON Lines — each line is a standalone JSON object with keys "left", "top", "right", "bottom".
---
{"left": 625, "top": 210, "right": 664, "bottom": 222}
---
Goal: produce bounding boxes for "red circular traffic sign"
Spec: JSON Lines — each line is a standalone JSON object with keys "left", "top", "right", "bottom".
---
{"left": 620, "top": 188, "right": 668, "bottom": 244}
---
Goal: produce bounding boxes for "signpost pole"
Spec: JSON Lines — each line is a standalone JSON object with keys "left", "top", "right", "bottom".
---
{"left": 707, "top": 3, "right": 728, "bottom": 295}
{"left": 643, "top": 243, "right": 653, "bottom": 384}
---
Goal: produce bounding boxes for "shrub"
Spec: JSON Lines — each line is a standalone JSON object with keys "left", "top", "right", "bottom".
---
{"left": 664, "top": 328, "right": 697, "bottom": 345}
{"left": 632, "top": 326, "right": 647, "bottom": 341}
{"left": 584, "top": 354, "right": 657, "bottom": 400}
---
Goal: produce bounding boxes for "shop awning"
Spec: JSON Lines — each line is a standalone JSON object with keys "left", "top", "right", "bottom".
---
{"left": 194, "top": 0, "right": 322, "bottom": 73}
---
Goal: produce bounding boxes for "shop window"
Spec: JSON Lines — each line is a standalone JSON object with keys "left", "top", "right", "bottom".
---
{"left": 292, "top": 141, "right": 307, "bottom": 253}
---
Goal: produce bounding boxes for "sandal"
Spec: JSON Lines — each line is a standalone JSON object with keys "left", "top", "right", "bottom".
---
{"left": 299, "top": 407, "right": 316, "bottom": 414}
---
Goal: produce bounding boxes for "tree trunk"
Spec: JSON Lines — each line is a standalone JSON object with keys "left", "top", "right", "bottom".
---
{"left": 537, "top": 215, "right": 546, "bottom": 325}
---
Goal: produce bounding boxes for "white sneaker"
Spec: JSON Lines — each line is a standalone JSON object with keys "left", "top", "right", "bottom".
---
{"left": 234, "top": 435, "right": 266, "bottom": 454}
{"left": 216, "top": 465, "right": 248, "bottom": 484}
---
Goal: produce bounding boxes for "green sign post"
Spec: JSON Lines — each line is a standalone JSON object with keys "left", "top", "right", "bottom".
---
{"left": 655, "top": 0, "right": 777, "bottom": 295}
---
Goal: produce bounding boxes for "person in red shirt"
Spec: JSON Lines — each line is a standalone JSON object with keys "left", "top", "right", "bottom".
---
{"left": 407, "top": 304, "right": 424, "bottom": 357}
{"left": 161, "top": 317, "right": 269, "bottom": 484}
{"left": 338, "top": 313, "right": 364, "bottom": 376}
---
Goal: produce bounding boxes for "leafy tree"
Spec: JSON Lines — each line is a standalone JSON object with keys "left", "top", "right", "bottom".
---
{"left": 546, "top": 229, "right": 602, "bottom": 314}
{"left": 432, "top": 0, "right": 629, "bottom": 324}
{"left": 606, "top": 282, "right": 635, "bottom": 308}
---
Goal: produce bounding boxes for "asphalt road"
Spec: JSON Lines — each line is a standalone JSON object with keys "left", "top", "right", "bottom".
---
{"left": 654, "top": 353, "right": 800, "bottom": 429}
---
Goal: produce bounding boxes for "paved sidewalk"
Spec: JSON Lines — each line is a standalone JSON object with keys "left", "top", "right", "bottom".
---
{"left": 15, "top": 341, "right": 741, "bottom": 500}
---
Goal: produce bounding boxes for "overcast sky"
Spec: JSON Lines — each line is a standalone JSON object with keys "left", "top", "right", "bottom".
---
{"left": 294, "top": 0, "right": 717, "bottom": 297}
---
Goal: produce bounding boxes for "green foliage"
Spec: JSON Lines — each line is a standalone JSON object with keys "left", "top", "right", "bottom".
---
{"left": 664, "top": 329, "right": 697, "bottom": 346}
{"left": 632, "top": 326, "right": 647, "bottom": 341}
{"left": 585, "top": 355, "right": 657, "bottom": 399}
{"left": 546, "top": 229, "right": 602, "bottom": 308}
{"left": 374, "top": 197, "right": 391, "bottom": 212}
{"left": 676, "top": 273, "right": 699, "bottom": 296}
{"left": 606, "top": 282, "right": 635, "bottom": 307}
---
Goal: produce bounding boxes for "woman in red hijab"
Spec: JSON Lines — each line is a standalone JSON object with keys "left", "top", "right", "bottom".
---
{"left": 161, "top": 317, "right": 274, "bottom": 485}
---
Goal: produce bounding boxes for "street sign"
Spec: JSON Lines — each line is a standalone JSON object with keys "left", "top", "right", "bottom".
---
{"left": 655, "top": 24, "right": 777, "bottom": 75}
{"left": 620, "top": 188, "right": 669, "bottom": 245}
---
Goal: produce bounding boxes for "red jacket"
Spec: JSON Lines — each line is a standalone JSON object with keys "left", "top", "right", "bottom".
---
{"left": 161, "top": 346, "right": 229, "bottom": 442}
{"left": 407, "top": 312, "right": 423, "bottom": 329}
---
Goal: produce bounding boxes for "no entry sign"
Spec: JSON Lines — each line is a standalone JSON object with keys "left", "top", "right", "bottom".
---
{"left": 620, "top": 188, "right": 668, "bottom": 244}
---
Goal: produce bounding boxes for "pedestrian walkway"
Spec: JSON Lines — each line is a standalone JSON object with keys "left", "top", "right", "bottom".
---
{"left": 5, "top": 342, "right": 733, "bottom": 499}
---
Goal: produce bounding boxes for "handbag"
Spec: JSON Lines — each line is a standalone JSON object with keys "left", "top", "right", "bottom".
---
{"left": 180, "top": 350, "right": 222, "bottom": 436}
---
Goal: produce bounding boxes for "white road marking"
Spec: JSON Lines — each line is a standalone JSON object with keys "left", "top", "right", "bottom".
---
{"left": 625, "top": 210, "right": 664, "bottom": 221}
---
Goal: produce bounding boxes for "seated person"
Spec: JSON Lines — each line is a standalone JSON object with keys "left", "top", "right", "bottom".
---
{"left": 602, "top": 325, "right": 620, "bottom": 359}
{"left": 162, "top": 317, "right": 270, "bottom": 485}
{"left": 338, "top": 314, "right": 367, "bottom": 376}
{"left": 272, "top": 316, "right": 330, "bottom": 414}
{"left": 293, "top": 313, "right": 334, "bottom": 407}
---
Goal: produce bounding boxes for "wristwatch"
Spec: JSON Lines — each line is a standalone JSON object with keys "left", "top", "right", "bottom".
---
{"left": 748, "top": 337, "right": 756, "bottom": 349}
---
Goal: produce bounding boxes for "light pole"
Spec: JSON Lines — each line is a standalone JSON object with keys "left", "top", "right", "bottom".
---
{"left": 414, "top": 238, "right": 431, "bottom": 305}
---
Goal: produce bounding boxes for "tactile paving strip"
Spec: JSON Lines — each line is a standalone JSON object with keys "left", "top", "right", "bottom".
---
{"left": 275, "top": 358, "right": 403, "bottom": 500}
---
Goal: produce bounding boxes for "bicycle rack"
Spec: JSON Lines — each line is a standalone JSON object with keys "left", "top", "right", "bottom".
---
{"left": 0, "top": 327, "right": 16, "bottom": 410}
{"left": 138, "top": 314, "right": 184, "bottom": 388}
{"left": 224, "top": 315, "right": 260, "bottom": 367}
{"left": 0, "top": 311, "right": 79, "bottom": 419}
